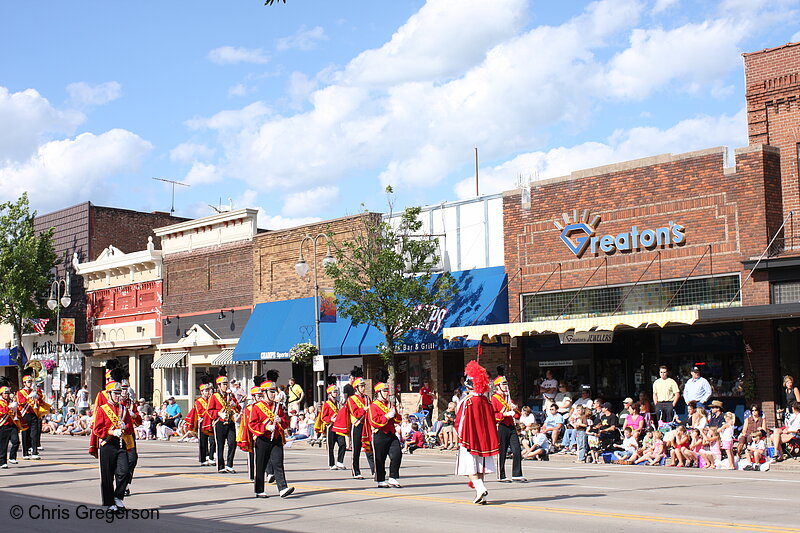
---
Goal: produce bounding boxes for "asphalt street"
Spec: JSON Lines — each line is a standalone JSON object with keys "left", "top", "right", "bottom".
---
{"left": 0, "top": 435, "right": 797, "bottom": 533}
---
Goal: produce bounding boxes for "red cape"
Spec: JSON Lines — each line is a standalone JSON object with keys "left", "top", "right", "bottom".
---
{"left": 455, "top": 393, "right": 500, "bottom": 457}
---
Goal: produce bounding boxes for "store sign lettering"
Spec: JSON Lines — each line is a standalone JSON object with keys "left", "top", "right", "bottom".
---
{"left": 33, "top": 340, "right": 80, "bottom": 356}
{"left": 260, "top": 351, "right": 289, "bottom": 360}
{"left": 559, "top": 330, "right": 614, "bottom": 344}
{"left": 556, "top": 210, "right": 685, "bottom": 258}
{"left": 413, "top": 305, "right": 448, "bottom": 335}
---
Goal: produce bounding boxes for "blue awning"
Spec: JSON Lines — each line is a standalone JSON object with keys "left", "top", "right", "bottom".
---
{"left": 232, "top": 266, "right": 508, "bottom": 362}
{"left": 0, "top": 347, "right": 25, "bottom": 367}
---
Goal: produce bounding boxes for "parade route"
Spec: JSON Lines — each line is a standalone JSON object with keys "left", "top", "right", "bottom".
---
{"left": 0, "top": 436, "right": 798, "bottom": 532}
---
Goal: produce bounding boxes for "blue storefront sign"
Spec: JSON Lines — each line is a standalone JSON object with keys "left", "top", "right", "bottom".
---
{"left": 0, "top": 346, "right": 25, "bottom": 367}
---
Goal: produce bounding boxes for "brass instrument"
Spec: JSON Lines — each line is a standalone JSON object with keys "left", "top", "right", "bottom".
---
{"left": 224, "top": 391, "right": 234, "bottom": 423}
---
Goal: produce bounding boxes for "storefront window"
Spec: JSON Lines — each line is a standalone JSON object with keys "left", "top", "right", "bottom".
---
{"left": 777, "top": 320, "right": 800, "bottom": 401}
{"left": 165, "top": 367, "right": 188, "bottom": 397}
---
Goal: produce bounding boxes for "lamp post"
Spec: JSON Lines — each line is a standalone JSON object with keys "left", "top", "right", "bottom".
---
{"left": 295, "top": 234, "right": 336, "bottom": 405}
{"left": 47, "top": 272, "right": 72, "bottom": 410}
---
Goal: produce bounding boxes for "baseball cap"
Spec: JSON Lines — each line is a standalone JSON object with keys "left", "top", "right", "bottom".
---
{"left": 691, "top": 366, "right": 700, "bottom": 372}
{"left": 623, "top": 397, "right": 634, "bottom": 404}
{"left": 602, "top": 402, "right": 612, "bottom": 410}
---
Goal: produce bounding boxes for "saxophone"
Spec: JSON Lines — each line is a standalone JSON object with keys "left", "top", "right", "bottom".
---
{"left": 224, "top": 391, "right": 234, "bottom": 423}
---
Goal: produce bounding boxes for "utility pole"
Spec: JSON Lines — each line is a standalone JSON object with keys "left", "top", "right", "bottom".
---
{"left": 152, "top": 177, "right": 190, "bottom": 214}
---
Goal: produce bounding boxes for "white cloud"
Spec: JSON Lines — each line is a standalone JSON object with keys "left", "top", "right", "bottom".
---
{"left": 259, "top": 213, "right": 322, "bottom": 230}
{"left": 282, "top": 186, "right": 340, "bottom": 217}
{"left": 651, "top": 0, "right": 679, "bottom": 14}
{"left": 169, "top": 142, "right": 215, "bottom": 163}
{"left": 606, "top": 19, "right": 745, "bottom": 99}
{"left": 276, "top": 26, "right": 327, "bottom": 51}
{"left": 454, "top": 109, "right": 747, "bottom": 198}
{"left": 186, "top": 102, "right": 271, "bottom": 131}
{"left": 183, "top": 162, "right": 220, "bottom": 185}
{"left": 287, "top": 72, "right": 318, "bottom": 108}
{"left": 66, "top": 81, "right": 122, "bottom": 107}
{"left": 0, "top": 129, "right": 152, "bottom": 210}
{"left": 208, "top": 46, "right": 269, "bottom": 65}
{"left": 792, "top": 29, "right": 800, "bottom": 42}
{"left": 227, "top": 83, "right": 252, "bottom": 97}
{"left": 0, "top": 87, "right": 84, "bottom": 163}
{"left": 342, "top": 0, "right": 528, "bottom": 86}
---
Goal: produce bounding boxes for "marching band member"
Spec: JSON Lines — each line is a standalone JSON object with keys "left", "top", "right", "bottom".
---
{"left": 18, "top": 367, "right": 50, "bottom": 460}
{"left": 347, "top": 376, "right": 375, "bottom": 479}
{"left": 91, "top": 380, "right": 134, "bottom": 510}
{"left": 491, "top": 366, "right": 526, "bottom": 483}
{"left": 331, "top": 383, "right": 354, "bottom": 471}
{"left": 456, "top": 361, "right": 500, "bottom": 504}
{"left": 367, "top": 371, "right": 402, "bottom": 488}
{"left": 89, "top": 360, "right": 119, "bottom": 458}
{"left": 248, "top": 378, "right": 294, "bottom": 498}
{"left": 0, "top": 377, "right": 21, "bottom": 469}
{"left": 237, "top": 375, "right": 264, "bottom": 482}
{"left": 208, "top": 367, "right": 241, "bottom": 474}
{"left": 185, "top": 374, "right": 215, "bottom": 466}
{"left": 319, "top": 379, "right": 346, "bottom": 470}
{"left": 120, "top": 370, "right": 142, "bottom": 495}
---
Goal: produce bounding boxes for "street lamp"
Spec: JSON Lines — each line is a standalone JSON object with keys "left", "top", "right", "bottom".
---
{"left": 295, "top": 234, "right": 336, "bottom": 405}
{"left": 47, "top": 272, "right": 71, "bottom": 410}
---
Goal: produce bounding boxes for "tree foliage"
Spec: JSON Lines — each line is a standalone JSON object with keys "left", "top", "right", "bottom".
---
{"left": 325, "top": 189, "right": 456, "bottom": 390}
{"left": 0, "top": 193, "right": 57, "bottom": 372}
{"left": 264, "top": 0, "right": 286, "bottom": 5}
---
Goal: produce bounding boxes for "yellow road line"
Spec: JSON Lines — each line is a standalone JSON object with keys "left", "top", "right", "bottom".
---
{"left": 34, "top": 459, "right": 800, "bottom": 533}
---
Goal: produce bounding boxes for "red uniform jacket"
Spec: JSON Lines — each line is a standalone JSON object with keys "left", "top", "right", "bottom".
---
{"left": 348, "top": 393, "right": 370, "bottom": 425}
{"left": 491, "top": 393, "right": 521, "bottom": 427}
{"left": 92, "top": 402, "right": 136, "bottom": 451}
{"left": 320, "top": 399, "right": 338, "bottom": 426}
{"left": 332, "top": 398, "right": 351, "bottom": 436}
{"left": 456, "top": 393, "right": 500, "bottom": 457}
{"left": 88, "top": 390, "right": 112, "bottom": 456}
{"left": 207, "top": 392, "right": 241, "bottom": 423}
{"left": 367, "top": 399, "right": 401, "bottom": 435}
{"left": 0, "top": 398, "right": 17, "bottom": 428}
{"left": 185, "top": 397, "right": 214, "bottom": 435}
{"left": 248, "top": 400, "right": 288, "bottom": 443}
{"left": 237, "top": 404, "right": 255, "bottom": 452}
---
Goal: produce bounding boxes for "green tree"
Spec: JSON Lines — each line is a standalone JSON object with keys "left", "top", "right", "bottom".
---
{"left": 264, "top": 0, "right": 286, "bottom": 5}
{"left": 0, "top": 193, "right": 57, "bottom": 374}
{"left": 325, "top": 188, "right": 456, "bottom": 392}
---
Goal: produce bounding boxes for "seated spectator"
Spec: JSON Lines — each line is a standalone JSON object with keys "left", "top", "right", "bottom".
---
{"left": 630, "top": 428, "right": 654, "bottom": 464}
{"left": 772, "top": 403, "right": 800, "bottom": 461}
{"left": 574, "top": 386, "right": 593, "bottom": 409}
{"left": 613, "top": 427, "right": 639, "bottom": 463}
{"left": 438, "top": 402, "right": 458, "bottom": 450}
{"left": 307, "top": 405, "right": 324, "bottom": 446}
{"left": 639, "top": 391, "right": 653, "bottom": 415}
{"left": 683, "top": 428, "right": 704, "bottom": 467}
{"left": 54, "top": 410, "right": 75, "bottom": 435}
{"left": 633, "top": 430, "right": 666, "bottom": 466}
{"left": 44, "top": 411, "right": 63, "bottom": 434}
{"left": 685, "top": 401, "right": 708, "bottom": 429}
{"left": 594, "top": 403, "right": 619, "bottom": 451}
{"left": 403, "top": 423, "right": 425, "bottom": 454}
{"left": 624, "top": 402, "right": 645, "bottom": 440}
{"left": 668, "top": 425, "right": 690, "bottom": 467}
{"left": 638, "top": 402, "right": 652, "bottom": 431}
{"left": 720, "top": 412, "right": 737, "bottom": 469}
{"left": 163, "top": 396, "right": 182, "bottom": 430}
{"left": 737, "top": 404, "right": 767, "bottom": 456}
{"left": 554, "top": 383, "right": 572, "bottom": 412}
{"left": 542, "top": 403, "right": 564, "bottom": 449}
{"left": 744, "top": 429, "right": 768, "bottom": 470}
{"left": 707, "top": 400, "right": 725, "bottom": 428}
{"left": 519, "top": 405, "right": 537, "bottom": 427}
{"left": 618, "top": 397, "right": 634, "bottom": 423}
{"left": 157, "top": 421, "right": 175, "bottom": 441}
{"left": 399, "top": 413, "right": 413, "bottom": 441}
{"left": 292, "top": 412, "right": 312, "bottom": 440}
{"left": 522, "top": 424, "right": 549, "bottom": 460}
{"left": 699, "top": 427, "right": 722, "bottom": 469}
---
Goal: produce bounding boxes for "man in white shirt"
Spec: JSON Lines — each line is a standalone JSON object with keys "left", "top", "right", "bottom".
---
{"left": 540, "top": 370, "right": 558, "bottom": 407}
{"left": 519, "top": 406, "right": 537, "bottom": 427}
{"left": 574, "top": 386, "right": 593, "bottom": 409}
{"left": 682, "top": 366, "right": 712, "bottom": 409}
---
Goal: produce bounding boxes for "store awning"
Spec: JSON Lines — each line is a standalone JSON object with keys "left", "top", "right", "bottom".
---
{"left": 0, "top": 347, "right": 24, "bottom": 367}
{"left": 444, "top": 309, "right": 699, "bottom": 342}
{"left": 233, "top": 266, "right": 509, "bottom": 362}
{"left": 212, "top": 348, "right": 236, "bottom": 365}
{"left": 151, "top": 351, "right": 188, "bottom": 368}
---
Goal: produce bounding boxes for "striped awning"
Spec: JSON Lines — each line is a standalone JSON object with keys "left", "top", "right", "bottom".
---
{"left": 151, "top": 351, "right": 188, "bottom": 369}
{"left": 443, "top": 309, "right": 699, "bottom": 342}
{"left": 211, "top": 348, "right": 236, "bottom": 365}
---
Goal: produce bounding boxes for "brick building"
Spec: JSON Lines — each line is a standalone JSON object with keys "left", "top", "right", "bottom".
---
{"left": 446, "top": 42, "right": 800, "bottom": 423}
{"left": 152, "top": 209, "right": 258, "bottom": 411}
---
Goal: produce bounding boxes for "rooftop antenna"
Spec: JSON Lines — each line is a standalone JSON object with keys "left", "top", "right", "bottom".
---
{"left": 474, "top": 147, "right": 479, "bottom": 197}
{"left": 152, "top": 177, "right": 190, "bottom": 215}
{"left": 208, "top": 197, "right": 233, "bottom": 214}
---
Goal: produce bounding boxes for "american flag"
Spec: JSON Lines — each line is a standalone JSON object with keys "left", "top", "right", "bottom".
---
{"left": 28, "top": 318, "right": 49, "bottom": 334}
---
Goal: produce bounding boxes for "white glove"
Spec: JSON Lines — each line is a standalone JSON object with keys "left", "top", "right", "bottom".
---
{"left": 119, "top": 422, "right": 126, "bottom": 430}
{"left": 111, "top": 429, "right": 123, "bottom": 437}
{"left": 387, "top": 409, "right": 396, "bottom": 419}
{"left": 503, "top": 410, "right": 515, "bottom": 417}
{"left": 266, "top": 424, "right": 276, "bottom": 432}
{"left": 219, "top": 412, "right": 227, "bottom": 420}
{"left": 29, "top": 392, "right": 38, "bottom": 400}
{"left": 9, "top": 402, "right": 17, "bottom": 410}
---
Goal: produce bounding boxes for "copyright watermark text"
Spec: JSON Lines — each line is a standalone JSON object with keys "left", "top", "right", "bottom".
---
{"left": 9, "top": 504, "right": 159, "bottom": 523}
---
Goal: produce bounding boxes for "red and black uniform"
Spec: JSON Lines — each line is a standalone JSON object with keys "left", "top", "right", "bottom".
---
{"left": 0, "top": 395, "right": 21, "bottom": 466}
{"left": 17, "top": 387, "right": 50, "bottom": 458}
{"left": 347, "top": 392, "right": 374, "bottom": 477}
{"left": 88, "top": 389, "right": 111, "bottom": 457}
{"left": 491, "top": 392, "right": 523, "bottom": 480}
{"left": 248, "top": 399, "right": 289, "bottom": 494}
{"left": 320, "top": 398, "right": 346, "bottom": 468}
{"left": 92, "top": 400, "right": 134, "bottom": 507}
{"left": 367, "top": 398, "right": 402, "bottom": 483}
{"left": 185, "top": 396, "right": 215, "bottom": 464}
{"left": 208, "top": 392, "right": 241, "bottom": 471}
{"left": 120, "top": 399, "right": 142, "bottom": 492}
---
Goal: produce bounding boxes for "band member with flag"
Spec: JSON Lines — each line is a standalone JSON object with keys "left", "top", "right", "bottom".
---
{"left": 237, "top": 375, "right": 264, "bottom": 482}
{"left": 0, "top": 377, "right": 21, "bottom": 469}
{"left": 18, "top": 367, "right": 50, "bottom": 460}
{"left": 331, "top": 383, "right": 354, "bottom": 469}
{"left": 248, "top": 378, "right": 294, "bottom": 498}
{"left": 367, "top": 370, "right": 402, "bottom": 488}
{"left": 456, "top": 360, "right": 500, "bottom": 504}
{"left": 491, "top": 366, "right": 526, "bottom": 483}
{"left": 119, "top": 369, "right": 142, "bottom": 495}
{"left": 91, "top": 380, "right": 134, "bottom": 510}
{"left": 318, "top": 378, "right": 346, "bottom": 470}
{"left": 185, "top": 374, "right": 215, "bottom": 466}
{"left": 208, "top": 367, "right": 241, "bottom": 473}
{"left": 347, "top": 375, "right": 375, "bottom": 479}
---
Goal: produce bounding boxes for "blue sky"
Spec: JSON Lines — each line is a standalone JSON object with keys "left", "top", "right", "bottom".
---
{"left": 1, "top": 0, "right": 798, "bottom": 228}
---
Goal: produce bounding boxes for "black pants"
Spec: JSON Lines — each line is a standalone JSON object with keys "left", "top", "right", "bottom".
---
{"left": 351, "top": 422, "right": 374, "bottom": 476}
{"left": 327, "top": 426, "right": 346, "bottom": 467}
{"left": 99, "top": 440, "right": 129, "bottom": 507}
{"left": 215, "top": 421, "right": 236, "bottom": 470}
{"left": 125, "top": 447, "right": 138, "bottom": 489}
{"left": 422, "top": 405, "right": 433, "bottom": 427}
{"left": 254, "top": 436, "right": 287, "bottom": 494}
{"left": 198, "top": 430, "right": 214, "bottom": 463}
{"left": 164, "top": 417, "right": 180, "bottom": 430}
{"left": 0, "top": 425, "right": 20, "bottom": 465}
{"left": 655, "top": 402, "right": 674, "bottom": 424}
{"left": 248, "top": 450, "right": 255, "bottom": 480}
{"left": 150, "top": 416, "right": 162, "bottom": 438}
{"left": 373, "top": 431, "right": 401, "bottom": 482}
{"left": 497, "top": 423, "right": 523, "bottom": 479}
{"left": 21, "top": 413, "right": 41, "bottom": 456}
